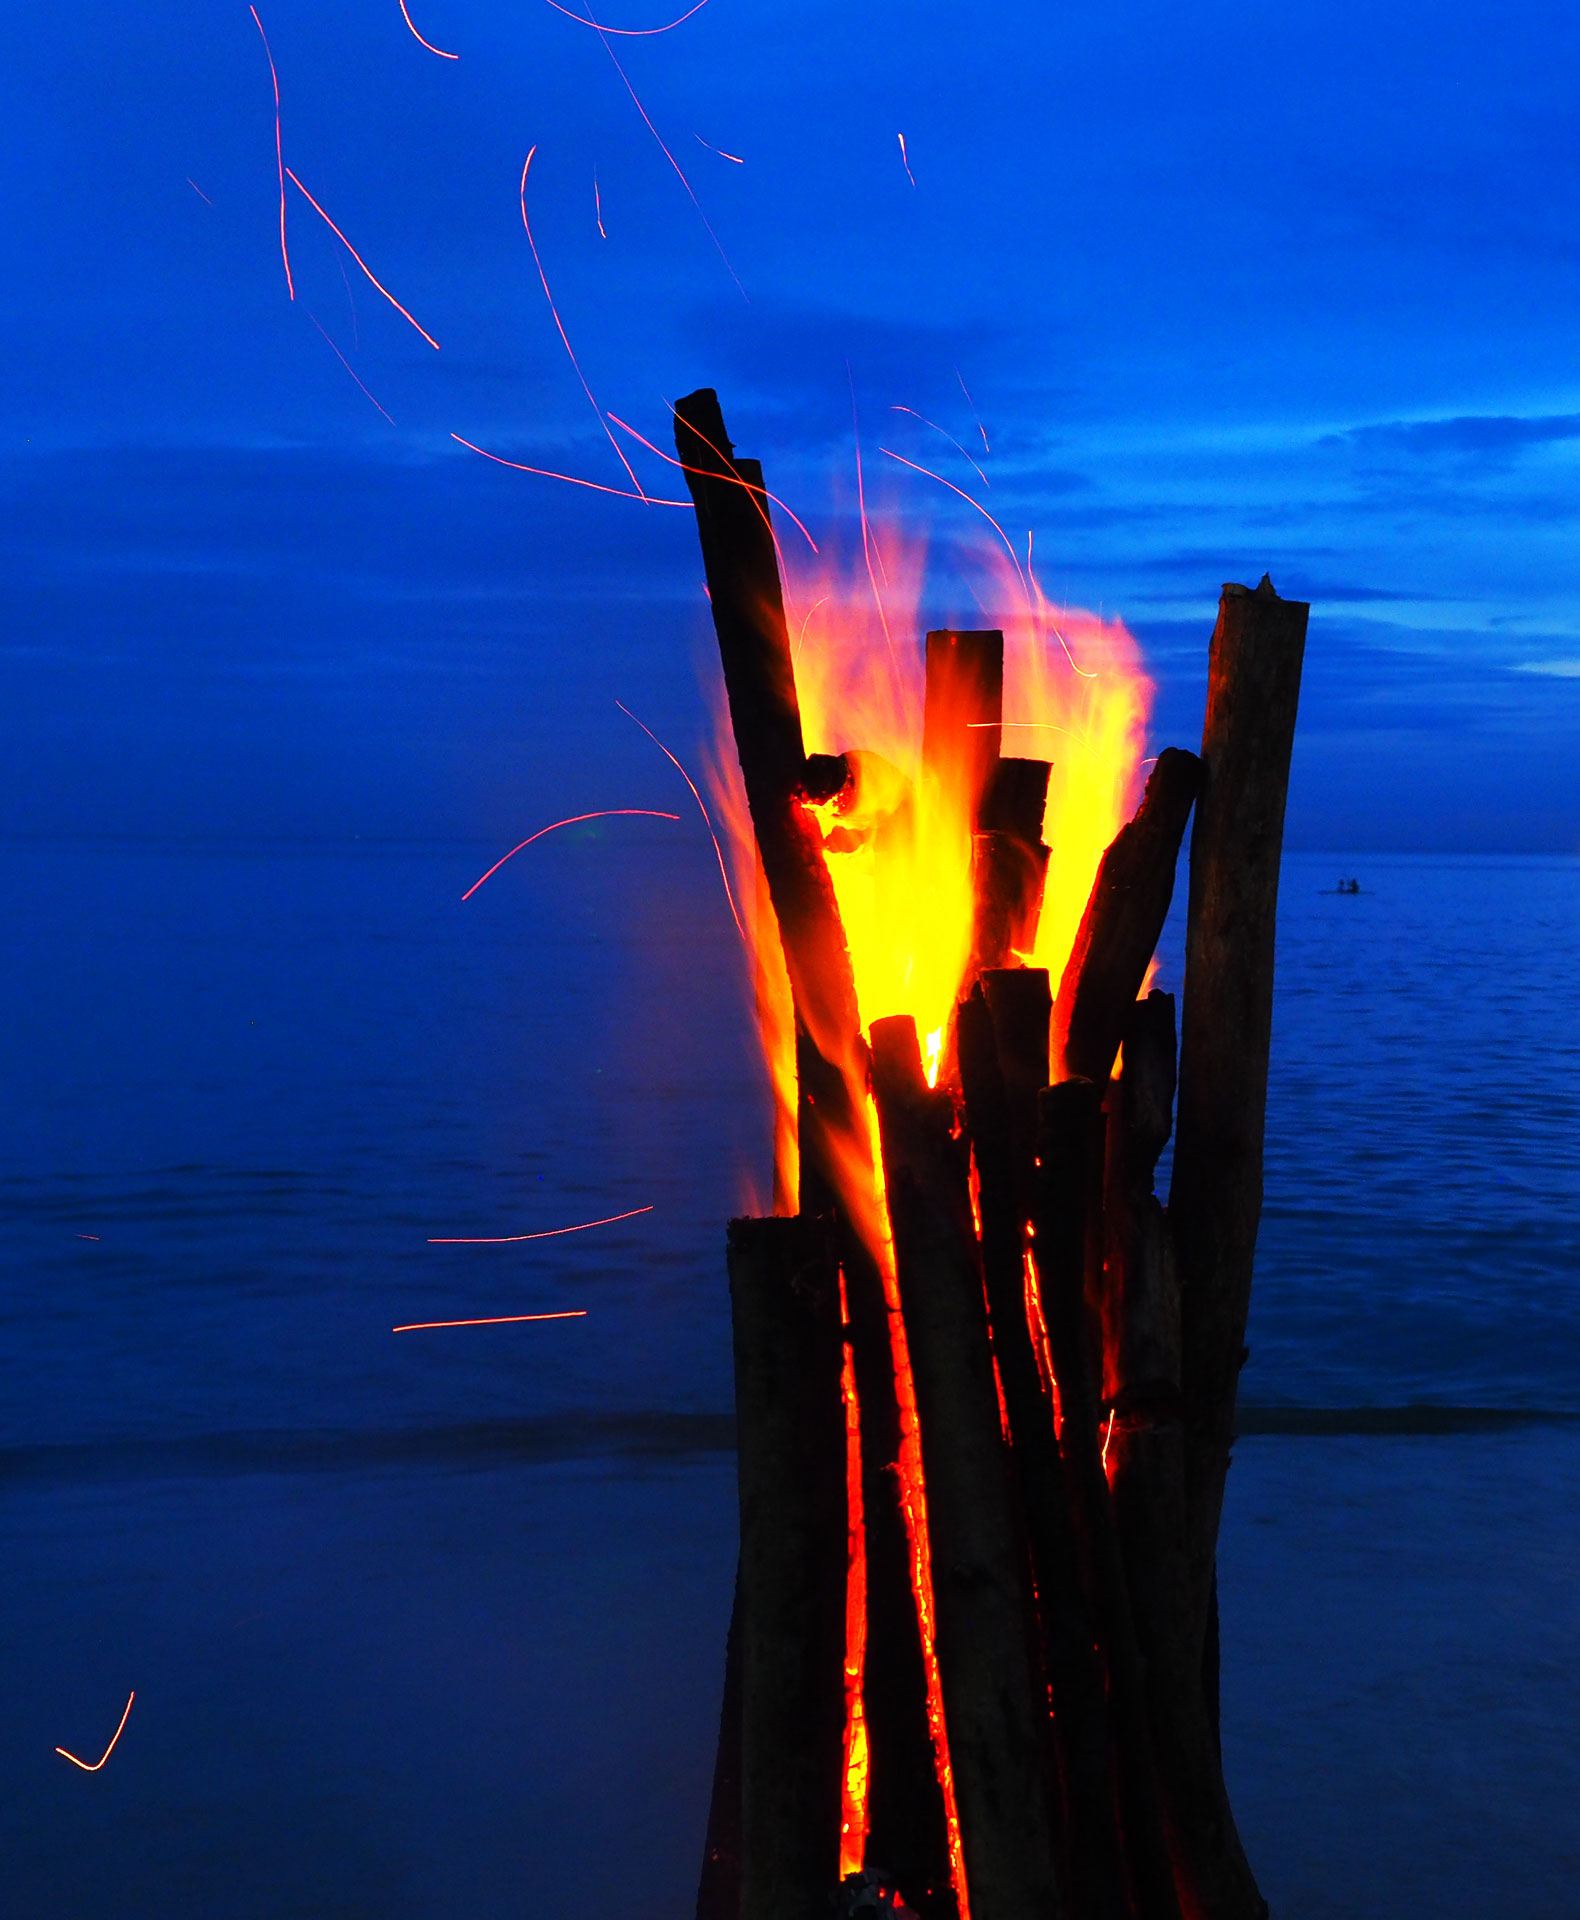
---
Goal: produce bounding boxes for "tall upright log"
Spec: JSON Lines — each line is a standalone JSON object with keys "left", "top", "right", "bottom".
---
{"left": 1053, "top": 749, "right": 1201, "bottom": 1085}
{"left": 957, "top": 984, "right": 1128, "bottom": 1920}
{"left": 972, "top": 759, "right": 1052, "bottom": 975}
{"left": 869, "top": 1015, "right": 1064, "bottom": 1920}
{"left": 679, "top": 391, "right": 952, "bottom": 1916}
{"left": 923, "top": 630, "right": 1003, "bottom": 823}
{"left": 1102, "top": 998, "right": 1266, "bottom": 1920}
{"left": 729, "top": 1216, "right": 849, "bottom": 1920}
{"left": 1168, "top": 577, "right": 1307, "bottom": 1661}
{"left": 697, "top": 1567, "right": 746, "bottom": 1920}
{"left": 1035, "top": 1082, "right": 1181, "bottom": 1920}
{"left": 675, "top": 391, "right": 867, "bottom": 1205}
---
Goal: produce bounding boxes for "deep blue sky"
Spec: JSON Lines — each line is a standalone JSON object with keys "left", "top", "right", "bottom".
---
{"left": 5, "top": 0, "right": 1580, "bottom": 850}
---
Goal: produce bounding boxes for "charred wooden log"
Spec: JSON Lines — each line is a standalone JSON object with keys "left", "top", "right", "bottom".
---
{"left": 972, "top": 759, "right": 1052, "bottom": 975}
{"left": 1101, "top": 996, "right": 1266, "bottom": 1920}
{"left": 1169, "top": 576, "right": 1307, "bottom": 1667}
{"left": 1053, "top": 749, "right": 1201, "bottom": 1085}
{"left": 923, "top": 630, "right": 1003, "bottom": 825}
{"left": 1035, "top": 1082, "right": 1181, "bottom": 1920}
{"left": 729, "top": 1215, "right": 849, "bottom": 1920}
{"left": 869, "top": 1015, "right": 1064, "bottom": 1920}
{"left": 674, "top": 390, "right": 868, "bottom": 1211}
{"left": 696, "top": 1566, "right": 746, "bottom": 1920}
{"left": 957, "top": 982, "right": 1128, "bottom": 1920}
{"left": 681, "top": 393, "right": 953, "bottom": 1919}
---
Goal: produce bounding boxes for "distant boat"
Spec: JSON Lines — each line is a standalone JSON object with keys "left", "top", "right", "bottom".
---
{"left": 1321, "top": 877, "right": 1364, "bottom": 894}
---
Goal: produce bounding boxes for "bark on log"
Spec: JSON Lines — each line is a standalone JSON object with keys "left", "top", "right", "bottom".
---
{"left": 696, "top": 1566, "right": 745, "bottom": 1920}
{"left": 972, "top": 760, "right": 1052, "bottom": 976}
{"left": 729, "top": 1215, "right": 849, "bottom": 1920}
{"left": 680, "top": 394, "right": 950, "bottom": 1911}
{"left": 1101, "top": 997, "right": 1266, "bottom": 1920}
{"left": 869, "top": 1015, "right": 1064, "bottom": 1920}
{"left": 923, "top": 630, "right": 1003, "bottom": 826}
{"left": 957, "top": 986, "right": 1128, "bottom": 1920}
{"left": 1034, "top": 1082, "right": 1181, "bottom": 1920}
{"left": 1053, "top": 749, "right": 1201, "bottom": 1085}
{"left": 675, "top": 390, "right": 868, "bottom": 1208}
{"left": 1168, "top": 576, "right": 1307, "bottom": 1661}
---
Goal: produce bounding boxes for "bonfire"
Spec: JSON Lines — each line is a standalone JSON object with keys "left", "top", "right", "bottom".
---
{"left": 678, "top": 389, "right": 1307, "bottom": 1920}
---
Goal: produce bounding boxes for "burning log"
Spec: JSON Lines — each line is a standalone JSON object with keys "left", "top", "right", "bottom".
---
{"left": 956, "top": 979, "right": 1129, "bottom": 1920}
{"left": 728, "top": 1215, "right": 849, "bottom": 1920}
{"left": 869, "top": 1014, "right": 1064, "bottom": 1920}
{"left": 674, "top": 389, "right": 867, "bottom": 1212}
{"left": 1035, "top": 1081, "right": 1181, "bottom": 1920}
{"left": 1168, "top": 577, "right": 1307, "bottom": 1667}
{"left": 680, "top": 391, "right": 956, "bottom": 1920}
{"left": 1053, "top": 749, "right": 1200, "bottom": 1084}
{"left": 972, "top": 759, "right": 1052, "bottom": 975}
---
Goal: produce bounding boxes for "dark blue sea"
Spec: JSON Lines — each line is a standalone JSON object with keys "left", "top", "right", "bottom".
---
{"left": 2, "top": 837, "right": 1576, "bottom": 1917}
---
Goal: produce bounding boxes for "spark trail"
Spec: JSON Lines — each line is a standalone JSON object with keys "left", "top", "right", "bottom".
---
{"left": 461, "top": 810, "right": 681, "bottom": 900}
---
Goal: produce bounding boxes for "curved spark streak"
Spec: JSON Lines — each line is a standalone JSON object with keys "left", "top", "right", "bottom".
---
{"left": 56, "top": 1692, "right": 135, "bottom": 1772}
{"left": 397, "top": 0, "right": 458, "bottom": 56}
{"left": 187, "top": 177, "right": 213, "bottom": 205}
{"left": 542, "top": 0, "right": 710, "bottom": 31}
{"left": 615, "top": 702, "right": 745, "bottom": 938}
{"left": 449, "top": 433, "right": 687, "bottom": 504}
{"left": 461, "top": 809, "right": 681, "bottom": 900}
{"left": 956, "top": 369, "right": 990, "bottom": 454}
{"left": 428, "top": 1207, "right": 654, "bottom": 1245}
{"left": 889, "top": 406, "right": 988, "bottom": 489}
{"left": 594, "top": 173, "right": 607, "bottom": 238}
{"left": 897, "top": 132, "right": 916, "bottom": 188}
{"left": 878, "top": 445, "right": 1105, "bottom": 677}
{"left": 520, "top": 148, "right": 646, "bottom": 496}
{"left": 607, "top": 412, "right": 819, "bottom": 554}
{"left": 581, "top": 8, "right": 746, "bottom": 298}
{"left": 308, "top": 313, "right": 395, "bottom": 423}
{"left": 851, "top": 383, "right": 897, "bottom": 670}
{"left": 394, "top": 1310, "right": 589, "bottom": 1331}
{"left": 284, "top": 170, "right": 439, "bottom": 349}
{"left": 694, "top": 134, "right": 743, "bottom": 163}
{"left": 248, "top": 8, "right": 293, "bottom": 298}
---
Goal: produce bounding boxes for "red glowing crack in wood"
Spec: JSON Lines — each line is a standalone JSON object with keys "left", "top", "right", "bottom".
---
{"left": 308, "top": 313, "right": 395, "bottom": 423}
{"left": 461, "top": 809, "right": 682, "bottom": 900}
{"left": 248, "top": 7, "right": 293, "bottom": 298}
{"left": 56, "top": 1691, "right": 135, "bottom": 1772}
{"left": 428, "top": 1206, "right": 654, "bottom": 1245}
{"left": 519, "top": 147, "right": 647, "bottom": 497}
{"left": 614, "top": 701, "right": 745, "bottom": 938}
{"left": 284, "top": 169, "right": 439, "bottom": 349}
{"left": 449, "top": 433, "right": 687, "bottom": 504}
{"left": 394, "top": 1309, "right": 590, "bottom": 1332}
{"left": 397, "top": 0, "right": 458, "bottom": 57}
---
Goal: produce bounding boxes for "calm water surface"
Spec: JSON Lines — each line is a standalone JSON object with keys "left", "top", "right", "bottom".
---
{"left": 0, "top": 839, "right": 1575, "bottom": 1915}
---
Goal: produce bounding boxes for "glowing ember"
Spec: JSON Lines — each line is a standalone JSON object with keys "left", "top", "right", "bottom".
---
{"left": 397, "top": 0, "right": 459, "bottom": 58}
{"left": 461, "top": 809, "right": 681, "bottom": 900}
